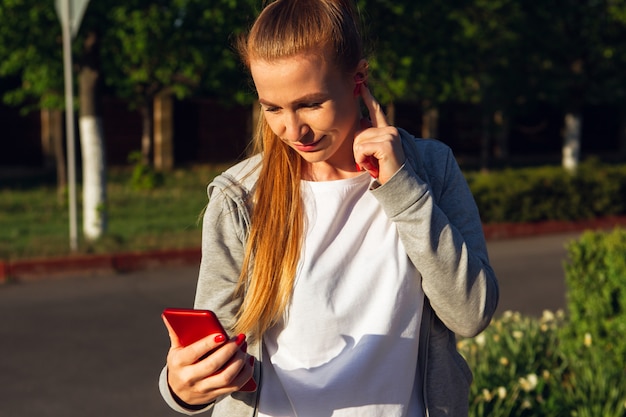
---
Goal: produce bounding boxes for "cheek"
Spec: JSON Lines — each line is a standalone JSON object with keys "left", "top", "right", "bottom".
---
{"left": 317, "top": 103, "right": 357, "bottom": 131}
{"left": 262, "top": 114, "right": 283, "bottom": 137}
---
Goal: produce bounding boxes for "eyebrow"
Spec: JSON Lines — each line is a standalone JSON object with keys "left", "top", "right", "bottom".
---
{"left": 258, "top": 92, "right": 328, "bottom": 108}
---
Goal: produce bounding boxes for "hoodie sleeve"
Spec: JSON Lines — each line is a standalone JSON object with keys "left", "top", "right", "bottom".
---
{"left": 159, "top": 171, "right": 254, "bottom": 415}
{"left": 371, "top": 139, "right": 498, "bottom": 337}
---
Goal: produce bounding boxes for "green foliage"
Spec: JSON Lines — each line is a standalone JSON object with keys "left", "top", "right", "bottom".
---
{"left": 467, "top": 160, "right": 626, "bottom": 223}
{"left": 460, "top": 310, "right": 565, "bottom": 417}
{"left": 127, "top": 151, "right": 164, "bottom": 190}
{"left": 562, "top": 228, "right": 626, "bottom": 359}
{"left": 101, "top": 0, "right": 257, "bottom": 108}
{"left": 2, "top": 0, "right": 624, "bottom": 120}
{"left": 461, "top": 229, "right": 626, "bottom": 416}
{"left": 0, "top": 165, "right": 226, "bottom": 260}
{"left": 461, "top": 308, "right": 626, "bottom": 417}
{"left": 0, "top": 0, "right": 64, "bottom": 110}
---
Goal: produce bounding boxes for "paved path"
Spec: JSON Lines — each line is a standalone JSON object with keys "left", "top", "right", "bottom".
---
{"left": 489, "top": 232, "right": 580, "bottom": 317}
{"left": 0, "top": 232, "right": 580, "bottom": 416}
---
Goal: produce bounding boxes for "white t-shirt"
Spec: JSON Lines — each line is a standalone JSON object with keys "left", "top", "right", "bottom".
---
{"left": 258, "top": 173, "right": 425, "bottom": 417}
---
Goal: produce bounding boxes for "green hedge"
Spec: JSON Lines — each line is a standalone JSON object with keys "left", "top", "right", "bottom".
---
{"left": 460, "top": 228, "right": 626, "bottom": 416}
{"left": 563, "top": 228, "right": 626, "bottom": 359}
{"left": 466, "top": 160, "right": 626, "bottom": 224}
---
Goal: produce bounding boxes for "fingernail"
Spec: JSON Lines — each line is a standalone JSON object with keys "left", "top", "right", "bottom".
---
{"left": 214, "top": 334, "right": 226, "bottom": 343}
{"left": 235, "top": 333, "right": 246, "bottom": 346}
{"left": 249, "top": 356, "right": 255, "bottom": 366}
{"left": 240, "top": 341, "right": 248, "bottom": 353}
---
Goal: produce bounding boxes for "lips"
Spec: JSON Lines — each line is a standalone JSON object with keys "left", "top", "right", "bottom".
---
{"left": 293, "top": 136, "right": 324, "bottom": 152}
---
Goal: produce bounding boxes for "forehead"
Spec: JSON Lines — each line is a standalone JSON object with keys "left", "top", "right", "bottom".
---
{"left": 250, "top": 53, "right": 346, "bottom": 101}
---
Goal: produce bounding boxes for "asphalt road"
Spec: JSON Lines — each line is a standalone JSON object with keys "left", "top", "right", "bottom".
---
{"left": 0, "top": 232, "right": 581, "bottom": 417}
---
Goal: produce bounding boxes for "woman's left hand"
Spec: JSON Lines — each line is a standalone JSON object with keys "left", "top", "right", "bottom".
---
{"left": 353, "top": 84, "right": 405, "bottom": 184}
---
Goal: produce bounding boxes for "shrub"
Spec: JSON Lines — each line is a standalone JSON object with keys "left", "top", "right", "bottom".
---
{"left": 466, "top": 160, "right": 626, "bottom": 223}
{"left": 461, "top": 310, "right": 626, "bottom": 417}
{"left": 127, "top": 151, "right": 164, "bottom": 190}
{"left": 461, "top": 229, "right": 626, "bottom": 416}
{"left": 562, "top": 228, "right": 626, "bottom": 357}
{"left": 459, "top": 310, "right": 567, "bottom": 417}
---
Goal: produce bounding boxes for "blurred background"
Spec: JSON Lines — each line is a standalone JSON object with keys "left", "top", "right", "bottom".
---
{"left": 2, "top": 0, "right": 625, "bottom": 172}
{"left": 1, "top": 1, "right": 626, "bottom": 416}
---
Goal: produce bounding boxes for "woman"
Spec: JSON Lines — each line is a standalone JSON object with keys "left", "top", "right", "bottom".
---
{"left": 160, "top": 0, "right": 499, "bottom": 415}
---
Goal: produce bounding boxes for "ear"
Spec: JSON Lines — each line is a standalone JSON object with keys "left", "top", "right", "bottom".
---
{"left": 353, "top": 59, "right": 369, "bottom": 96}
{"left": 354, "top": 59, "right": 369, "bottom": 83}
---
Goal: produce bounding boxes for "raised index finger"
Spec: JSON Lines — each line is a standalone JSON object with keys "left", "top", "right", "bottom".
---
{"left": 359, "top": 83, "right": 388, "bottom": 128}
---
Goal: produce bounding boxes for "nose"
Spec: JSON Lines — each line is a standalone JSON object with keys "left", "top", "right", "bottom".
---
{"left": 281, "top": 112, "right": 309, "bottom": 142}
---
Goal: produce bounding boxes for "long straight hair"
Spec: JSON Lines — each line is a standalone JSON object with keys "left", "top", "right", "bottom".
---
{"left": 233, "top": 0, "right": 365, "bottom": 341}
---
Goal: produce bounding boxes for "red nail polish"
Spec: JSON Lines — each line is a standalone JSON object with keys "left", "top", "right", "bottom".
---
{"left": 353, "top": 73, "right": 365, "bottom": 96}
{"left": 240, "top": 341, "right": 248, "bottom": 353}
{"left": 249, "top": 356, "right": 255, "bottom": 366}
{"left": 214, "top": 334, "right": 226, "bottom": 343}
{"left": 235, "top": 333, "right": 246, "bottom": 346}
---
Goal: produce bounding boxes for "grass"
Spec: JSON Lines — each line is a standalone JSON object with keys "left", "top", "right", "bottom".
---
{"left": 0, "top": 164, "right": 231, "bottom": 260}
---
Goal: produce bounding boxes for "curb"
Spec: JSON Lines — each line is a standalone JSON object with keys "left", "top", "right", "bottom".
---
{"left": 0, "top": 247, "right": 201, "bottom": 282}
{"left": 2, "top": 216, "right": 625, "bottom": 282}
{"left": 481, "top": 215, "right": 626, "bottom": 240}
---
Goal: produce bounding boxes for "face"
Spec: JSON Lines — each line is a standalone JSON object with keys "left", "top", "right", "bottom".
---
{"left": 250, "top": 52, "right": 363, "bottom": 179}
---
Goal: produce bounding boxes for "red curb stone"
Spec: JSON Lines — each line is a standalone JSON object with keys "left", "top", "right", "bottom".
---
{"left": 112, "top": 248, "right": 201, "bottom": 272}
{"left": 2, "top": 248, "right": 202, "bottom": 280}
{"left": 0, "top": 260, "right": 7, "bottom": 282}
{"left": 2, "top": 217, "right": 625, "bottom": 281}
{"left": 482, "top": 216, "right": 626, "bottom": 240}
{"left": 8, "top": 254, "right": 115, "bottom": 279}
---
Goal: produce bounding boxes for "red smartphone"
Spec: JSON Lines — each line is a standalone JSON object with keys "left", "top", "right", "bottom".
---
{"left": 162, "top": 308, "right": 256, "bottom": 392}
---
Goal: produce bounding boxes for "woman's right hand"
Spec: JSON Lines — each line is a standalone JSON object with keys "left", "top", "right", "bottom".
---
{"left": 163, "top": 317, "right": 255, "bottom": 406}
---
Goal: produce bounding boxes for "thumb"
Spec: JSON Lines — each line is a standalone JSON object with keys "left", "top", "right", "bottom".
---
{"left": 161, "top": 314, "right": 182, "bottom": 349}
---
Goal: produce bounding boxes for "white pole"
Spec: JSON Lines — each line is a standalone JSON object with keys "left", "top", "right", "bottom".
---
{"left": 61, "top": 0, "right": 78, "bottom": 251}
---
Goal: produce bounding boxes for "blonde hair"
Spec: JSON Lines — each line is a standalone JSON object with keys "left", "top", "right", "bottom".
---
{"left": 233, "top": 0, "right": 365, "bottom": 341}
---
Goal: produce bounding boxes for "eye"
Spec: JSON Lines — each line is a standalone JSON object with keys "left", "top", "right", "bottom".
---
{"left": 301, "top": 102, "right": 321, "bottom": 109}
{"left": 263, "top": 105, "right": 280, "bottom": 113}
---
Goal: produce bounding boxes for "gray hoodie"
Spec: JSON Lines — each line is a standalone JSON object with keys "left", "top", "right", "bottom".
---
{"left": 159, "top": 129, "right": 499, "bottom": 416}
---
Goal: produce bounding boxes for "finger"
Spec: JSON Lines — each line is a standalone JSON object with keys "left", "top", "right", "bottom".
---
{"left": 161, "top": 314, "right": 182, "bottom": 349}
{"left": 195, "top": 333, "right": 246, "bottom": 373}
{"left": 359, "top": 83, "right": 388, "bottom": 128}
{"left": 215, "top": 352, "right": 256, "bottom": 392}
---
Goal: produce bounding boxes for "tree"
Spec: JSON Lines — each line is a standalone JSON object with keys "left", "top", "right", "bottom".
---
{"left": 445, "top": 0, "right": 526, "bottom": 169}
{"left": 522, "top": 0, "right": 626, "bottom": 171}
{"left": 0, "top": 0, "right": 108, "bottom": 243}
{"left": 0, "top": 0, "right": 66, "bottom": 190}
{"left": 101, "top": 0, "right": 257, "bottom": 168}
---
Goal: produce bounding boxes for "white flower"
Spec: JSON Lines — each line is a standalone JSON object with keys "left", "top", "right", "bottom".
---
{"left": 584, "top": 333, "right": 593, "bottom": 347}
{"left": 497, "top": 386, "right": 507, "bottom": 399}
{"left": 475, "top": 333, "right": 486, "bottom": 347}
{"left": 482, "top": 388, "right": 493, "bottom": 402}
{"left": 512, "top": 330, "right": 524, "bottom": 340}
{"left": 541, "top": 310, "right": 555, "bottom": 323}
{"left": 499, "top": 357, "right": 509, "bottom": 366}
{"left": 519, "top": 373, "right": 538, "bottom": 392}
